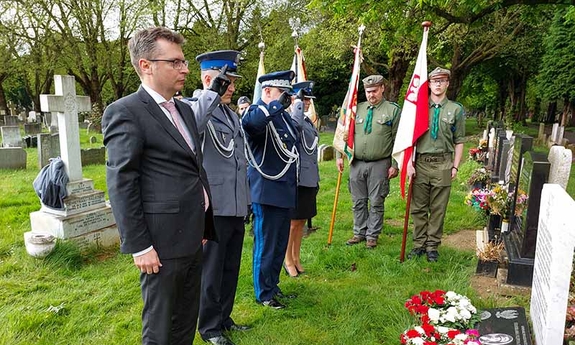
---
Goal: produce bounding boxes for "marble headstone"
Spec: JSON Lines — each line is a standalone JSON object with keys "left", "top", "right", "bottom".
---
{"left": 530, "top": 184, "right": 575, "bottom": 345}
{"left": 547, "top": 146, "right": 572, "bottom": 190}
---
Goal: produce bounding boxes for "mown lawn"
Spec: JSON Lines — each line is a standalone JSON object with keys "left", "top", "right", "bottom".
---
{"left": 1, "top": 119, "right": 569, "bottom": 344}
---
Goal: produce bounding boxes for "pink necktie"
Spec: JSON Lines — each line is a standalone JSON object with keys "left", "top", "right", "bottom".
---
{"left": 161, "top": 101, "right": 209, "bottom": 211}
{"left": 161, "top": 101, "right": 195, "bottom": 152}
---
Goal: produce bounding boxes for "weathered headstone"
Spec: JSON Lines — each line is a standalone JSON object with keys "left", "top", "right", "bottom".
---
{"left": 504, "top": 151, "right": 550, "bottom": 286}
{"left": 24, "top": 123, "right": 41, "bottom": 135}
{"left": 537, "top": 123, "right": 545, "bottom": 142}
{"left": 317, "top": 144, "right": 335, "bottom": 162}
{"left": 496, "top": 139, "right": 511, "bottom": 184}
{"left": 478, "top": 307, "right": 532, "bottom": 345}
{"left": 48, "top": 112, "right": 59, "bottom": 133}
{"left": 550, "top": 123, "right": 559, "bottom": 143}
{"left": 491, "top": 129, "right": 507, "bottom": 182}
{"left": 1, "top": 126, "right": 23, "bottom": 147}
{"left": 81, "top": 147, "right": 105, "bottom": 166}
{"left": 508, "top": 134, "right": 533, "bottom": 205}
{"left": 30, "top": 75, "right": 118, "bottom": 250}
{"left": 530, "top": 184, "right": 575, "bottom": 345}
{"left": 37, "top": 133, "right": 60, "bottom": 168}
{"left": 547, "top": 146, "right": 572, "bottom": 190}
{"left": 4, "top": 116, "right": 18, "bottom": 126}
{"left": 0, "top": 147, "right": 26, "bottom": 169}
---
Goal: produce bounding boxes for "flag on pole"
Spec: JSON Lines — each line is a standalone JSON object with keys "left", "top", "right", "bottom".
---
{"left": 333, "top": 25, "right": 365, "bottom": 162}
{"left": 253, "top": 42, "right": 266, "bottom": 103}
{"left": 291, "top": 45, "right": 319, "bottom": 128}
{"left": 392, "top": 24, "right": 430, "bottom": 198}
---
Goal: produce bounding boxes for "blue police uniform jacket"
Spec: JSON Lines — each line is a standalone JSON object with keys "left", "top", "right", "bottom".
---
{"left": 242, "top": 98, "right": 300, "bottom": 209}
{"left": 297, "top": 116, "right": 319, "bottom": 188}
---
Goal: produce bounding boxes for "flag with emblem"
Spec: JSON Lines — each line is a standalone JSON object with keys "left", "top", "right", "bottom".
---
{"left": 253, "top": 42, "right": 266, "bottom": 103}
{"left": 333, "top": 26, "right": 365, "bottom": 163}
{"left": 291, "top": 45, "right": 319, "bottom": 129}
{"left": 392, "top": 24, "right": 430, "bottom": 198}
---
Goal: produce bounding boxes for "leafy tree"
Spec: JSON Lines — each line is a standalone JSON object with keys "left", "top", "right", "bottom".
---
{"left": 538, "top": 9, "right": 575, "bottom": 125}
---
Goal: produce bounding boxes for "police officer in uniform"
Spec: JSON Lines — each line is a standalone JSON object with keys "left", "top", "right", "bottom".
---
{"left": 407, "top": 67, "right": 465, "bottom": 262}
{"left": 336, "top": 75, "right": 400, "bottom": 249}
{"left": 237, "top": 96, "right": 251, "bottom": 116}
{"left": 284, "top": 81, "right": 319, "bottom": 277}
{"left": 192, "top": 50, "right": 251, "bottom": 345}
{"left": 242, "top": 70, "right": 303, "bottom": 309}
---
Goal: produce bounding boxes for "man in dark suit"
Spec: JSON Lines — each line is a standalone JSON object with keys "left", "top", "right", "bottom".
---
{"left": 242, "top": 70, "right": 303, "bottom": 309}
{"left": 102, "top": 27, "right": 215, "bottom": 345}
{"left": 191, "top": 50, "right": 251, "bottom": 345}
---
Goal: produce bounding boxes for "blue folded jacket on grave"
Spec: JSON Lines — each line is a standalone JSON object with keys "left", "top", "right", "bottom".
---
{"left": 32, "top": 157, "right": 69, "bottom": 210}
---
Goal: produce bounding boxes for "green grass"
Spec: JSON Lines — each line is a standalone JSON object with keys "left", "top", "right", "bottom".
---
{"left": 1, "top": 121, "right": 570, "bottom": 344}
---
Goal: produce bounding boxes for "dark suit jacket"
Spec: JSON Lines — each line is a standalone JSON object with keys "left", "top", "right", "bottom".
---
{"left": 103, "top": 86, "right": 215, "bottom": 260}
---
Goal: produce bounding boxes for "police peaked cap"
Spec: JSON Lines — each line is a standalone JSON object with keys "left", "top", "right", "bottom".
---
{"left": 195, "top": 50, "right": 242, "bottom": 78}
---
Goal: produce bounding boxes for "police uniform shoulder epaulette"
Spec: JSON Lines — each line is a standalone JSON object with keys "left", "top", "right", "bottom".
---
{"left": 388, "top": 101, "right": 400, "bottom": 109}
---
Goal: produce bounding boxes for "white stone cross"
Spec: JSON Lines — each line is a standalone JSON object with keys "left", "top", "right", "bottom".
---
{"left": 40, "top": 75, "right": 91, "bottom": 182}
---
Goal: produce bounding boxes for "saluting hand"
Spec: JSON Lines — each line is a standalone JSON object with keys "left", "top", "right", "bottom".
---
{"left": 278, "top": 91, "right": 292, "bottom": 110}
{"left": 208, "top": 64, "right": 231, "bottom": 96}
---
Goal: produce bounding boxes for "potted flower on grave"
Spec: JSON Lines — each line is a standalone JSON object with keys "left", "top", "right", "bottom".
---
{"left": 486, "top": 185, "right": 513, "bottom": 233}
{"left": 467, "top": 167, "right": 490, "bottom": 190}
{"left": 465, "top": 188, "right": 491, "bottom": 215}
{"left": 476, "top": 239, "right": 504, "bottom": 277}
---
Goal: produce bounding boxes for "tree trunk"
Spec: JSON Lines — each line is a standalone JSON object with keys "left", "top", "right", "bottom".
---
{"left": 545, "top": 101, "right": 557, "bottom": 123}
{"left": 0, "top": 73, "right": 7, "bottom": 113}
{"left": 386, "top": 49, "right": 415, "bottom": 102}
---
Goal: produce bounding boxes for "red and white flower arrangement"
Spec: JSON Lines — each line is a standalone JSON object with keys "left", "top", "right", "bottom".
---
{"left": 401, "top": 290, "right": 482, "bottom": 345}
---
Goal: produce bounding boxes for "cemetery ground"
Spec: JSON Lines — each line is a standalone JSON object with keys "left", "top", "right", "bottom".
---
{"left": 0, "top": 119, "right": 573, "bottom": 344}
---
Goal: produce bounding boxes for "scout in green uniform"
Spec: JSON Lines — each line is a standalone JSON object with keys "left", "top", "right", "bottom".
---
{"left": 336, "top": 75, "right": 400, "bottom": 249}
{"left": 407, "top": 67, "right": 465, "bottom": 262}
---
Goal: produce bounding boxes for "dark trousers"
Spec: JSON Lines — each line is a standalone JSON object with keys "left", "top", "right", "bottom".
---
{"left": 140, "top": 246, "right": 202, "bottom": 345}
{"left": 199, "top": 216, "right": 245, "bottom": 339}
{"left": 251, "top": 203, "right": 291, "bottom": 302}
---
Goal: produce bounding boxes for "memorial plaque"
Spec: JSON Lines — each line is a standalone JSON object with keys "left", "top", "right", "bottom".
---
{"left": 478, "top": 307, "right": 532, "bottom": 345}
{"left": 530, "top": 185, "right": 575, "bottom": 345}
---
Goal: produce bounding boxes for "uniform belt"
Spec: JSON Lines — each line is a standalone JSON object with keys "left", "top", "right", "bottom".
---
{"left": 416, "top": 153, "right": 451, "bottom": 162}
{"left": 354, "top": 156, "right": 390, "bottom": 163}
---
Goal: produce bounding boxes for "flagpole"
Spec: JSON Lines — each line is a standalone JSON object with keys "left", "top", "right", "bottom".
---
{"left": 399, "top": 181, "right": 414, "bottom": 262}
{"left": 327, "top": 171, "right": 342, "bottom": 245}
{"left": 398, "top": 20, "right": 432, "bottom": 262}
{"left": 327, "top": 24, "right": 365, "bottom": 246}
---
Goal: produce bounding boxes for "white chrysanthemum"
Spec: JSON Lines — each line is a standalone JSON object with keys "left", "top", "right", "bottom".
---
{"left": 410, "top": 337, "right": 424, "bottom": 345}
{"left": 436, "top": 326, "right": 449, "bottom": 334}
{"left": 454, "top": 333, "right": 468, "bottom": 340}
{"left": 460, "top": 308, "right": 471, "bottom": 320}
{"left": 414, "top": 326, "right": 425, "bottom": 335}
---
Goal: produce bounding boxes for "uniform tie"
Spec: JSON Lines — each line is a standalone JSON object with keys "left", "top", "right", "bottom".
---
{"left": 431, "top": 104, "right": 440, "bottom": 140}
{"left": 364, "top": 106, "right": 374, "bottom": 134}
{"left": 162, "top": 101, "right": 195, "bottom": 152}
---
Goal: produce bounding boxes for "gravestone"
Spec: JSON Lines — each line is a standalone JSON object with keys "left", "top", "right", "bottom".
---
{"left": 496, "top": 139, "right": 511, "bottom": 184}
{"left": 508, "top": 134, "right": 533, "bottom": 208}
{"left": 30, "top": 75, "right": 118, "bottom": 250}
{"left": 537, "top": 123, "right": 545, "bottom": 143}
{"left": 504, "top": 151, "right": 550, "bottom": 286}
{"left": 23, "top": 135, "right": 38, "bottom": 148}
{"left": 491, "top": 129, "right": 507, "bottom": 182}
{"left": 487, "top": 128, "right": 496, "bottom": 170}
{"left": 547, "top": 146, "right": 572, "bottom": 190}
{"left": 24, "top": 123, "right": 41, "bottom": 135}
{"left": 478, "top": 307, "right": 532, "bottom": 345}
{"left": 37, "top": 133, "right": 60, "bottom": 168}
{"left": 81, "top": 147, "right": 105, "bottom": 166}
{"left": 317, "top": 144, "right": 335, "bottom": 162}
{"left": 503, "top": 136, "right": 516, "bottom": 185}
{"left": 4, "top": 116, "right": 18, "bottom": 126}
{"left": 28, "top": 111, "right": 37, "bottom": 123}
{"left": 530, "top": 184, "right": 575, "bottom": 345}
{"left": 1, "top": 126, "right": 23, "bottom": 147}
{"left": 47, "top": 112, "right": 59, "bottom": 133}
{"left": 0, "top": 148, "right": 26, "bottom": 169}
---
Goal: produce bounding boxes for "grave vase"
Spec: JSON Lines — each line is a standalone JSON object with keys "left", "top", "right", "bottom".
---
{"left": 487, "top": 214, "right": 502, "bottom": 243}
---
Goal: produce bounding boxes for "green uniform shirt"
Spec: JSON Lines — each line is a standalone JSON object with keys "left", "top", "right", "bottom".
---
{"left": 345, "top": 100, "right": 400, "bottom": 165}
{"left": 417, "top": 97, "right": 465, "bottom": 154}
